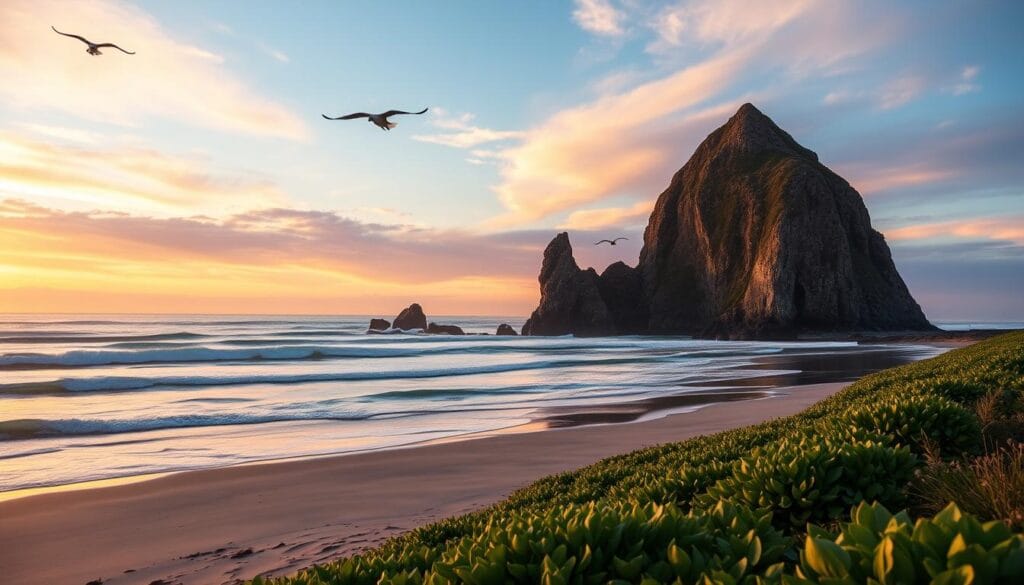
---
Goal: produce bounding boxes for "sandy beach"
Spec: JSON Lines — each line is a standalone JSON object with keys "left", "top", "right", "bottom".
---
{"left": 0, "top": 381, "right": 847, "bottom": 585}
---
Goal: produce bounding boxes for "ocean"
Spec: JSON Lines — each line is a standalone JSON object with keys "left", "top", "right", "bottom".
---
{"left": 0, "top": 314, "right": 960, "bottom": 494}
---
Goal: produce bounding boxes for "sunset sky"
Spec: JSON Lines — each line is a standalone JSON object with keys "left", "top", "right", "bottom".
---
{"left": 1, "top": 0, "right": 1021, "bottom": 319}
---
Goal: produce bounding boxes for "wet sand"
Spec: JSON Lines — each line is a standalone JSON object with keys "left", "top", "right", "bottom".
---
{"left": 0, "top": 381, "right": 850, "bottom": 585}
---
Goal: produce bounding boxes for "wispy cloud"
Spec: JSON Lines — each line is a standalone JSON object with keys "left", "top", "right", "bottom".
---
{"left": 822, "top": 75, "right": 926, "bottom": 110}
{"left": 948, "top": 65, "right": 980, "bottom": 95}
{"left": 0, "top": 199, "right": 555, "bottom": 283}
{"left": 258, "top": 42, "right": 290, "bottom": 64}
{"left": 208, "top": 21, "right": 235, "bottom": 36}
{"left": 885, "top": 216, "right": 1024, "bottom": 247}
{"left": 0, "top": 132, "right": 285, "bottom": 215}
{"left": 413, "top": 109, "right": 524, "bottom": 150}
{"left": 560, "top": 200, "right": 653, "bottom": 230}
{"left": 648, "top": 0, "right": 813, "bottom": 51}
{"left": 484, "top": 0, "right": 915, "bottom": 227}
{"left": 845, "top": 163, "right": 959, "bottom": 196}
{"left": 826, "top": 64, "right": 980, "bottom": 111}
{"left": 486, "top": 49, "right": 754, "bottom": 227}
{"left": 0, "top": 0, "right": 308, "bottom": 140}
{"left": 830, "top": 107, "right": 1024, "bottom": 204}
{"left": 15, "top": 123, "right": 103, "bottom": 145}
{"left": 877, "top": 75, "right": 926, "bottom": 109}
{"left": 572, "top": 0, "right": 627, "bottom": 37}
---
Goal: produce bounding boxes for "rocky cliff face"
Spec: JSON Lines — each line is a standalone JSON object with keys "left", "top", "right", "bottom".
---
{"left": 523, "top": 103, "right": 933, "bottom": 338}
{"left": 597, "top": 262, "right": 648, "bottom": 334}
{"left": 521, "top": 233, "right": 616, "bottom": 336}
{"left": 637, "top": 103, "right": 932, "bottom": 336}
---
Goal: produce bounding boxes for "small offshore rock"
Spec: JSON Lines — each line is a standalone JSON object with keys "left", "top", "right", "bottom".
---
{"left": 368, "top": 318, "right": 391, "bottom": 331}
{"left": 393, "top": 303, "right": 427, "bottom": 331}
{"left": 426, "top": 323, "right": 465, "bottom": 335}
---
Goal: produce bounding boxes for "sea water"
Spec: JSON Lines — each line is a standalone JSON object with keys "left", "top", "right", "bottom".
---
{"left": 0, "top": 314, "right": 948, "bottom": 493}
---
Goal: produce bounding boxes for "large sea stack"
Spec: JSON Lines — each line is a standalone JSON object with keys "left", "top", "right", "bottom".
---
{"left": 525, "top": 103, "right": 934, "bottom": 338}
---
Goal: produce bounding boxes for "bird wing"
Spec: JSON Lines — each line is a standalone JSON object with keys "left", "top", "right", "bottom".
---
{"left": 595, "top": 240, "right": 613, "bottom": 245}
{"left": 51, "top": 26, "right": 92, "bottom": 45}
{"left": 613, "top": 237, "right": 629, "bottom": 242}
{"left": 381, "top": 108, "right": 429, "bottom": 117}
{"left": 95, "top": 43, "right": 135, "bottom": 54}
{"left": 322, "top": 113, "right": 371, "bottom": 120}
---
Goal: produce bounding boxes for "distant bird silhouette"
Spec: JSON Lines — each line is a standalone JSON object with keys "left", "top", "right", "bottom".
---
{"left": 322, "top": 108, "right": 429, "bottom": 131}
{"left": 52, "top": 26, "right": 135, "bottom": 56}
{"left": 595, "top": 237, "right": 629, "bottom": 246}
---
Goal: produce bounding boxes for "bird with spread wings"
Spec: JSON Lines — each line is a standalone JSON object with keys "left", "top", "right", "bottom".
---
{"left": 322, "top": 108, "right": 429, "bottom": 131}
{"left": 595, "top": 237, "right": 629, "bottom": 246}
{"left": 52, "top": 26, "right": 135, "bottom": 56}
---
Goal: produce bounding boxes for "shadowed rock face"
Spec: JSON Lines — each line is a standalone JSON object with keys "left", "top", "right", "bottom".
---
{"left": 496, "top": 324, "right": 518, "bottom": 336}
{"left": 393, "top": 303, "right": 427, "bottom": 331}
{"left": 522, "top": 233, "right": 615, "bottom": 336}
{"left": 598, "top": 262, "right": 649, "bottom": 334}
{"left": 637, "top": 103, "right": 933, "bottom": 337}
{"left": 368, "top": 318, "right": 391, "bottom": 331}
{"left": 523, "top": 104, "right": 933, "bottom": 338}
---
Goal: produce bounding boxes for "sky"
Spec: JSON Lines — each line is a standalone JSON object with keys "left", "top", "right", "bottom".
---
{"left": 0, "top": 0, "right": 1021, "bottom": 320}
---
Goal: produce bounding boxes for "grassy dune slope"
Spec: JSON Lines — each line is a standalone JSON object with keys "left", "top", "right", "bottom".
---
{"left": 262, "top": 332, "right": 1024, "bottom": 585}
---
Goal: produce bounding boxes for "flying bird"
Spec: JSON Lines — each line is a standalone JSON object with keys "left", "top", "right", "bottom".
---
{"left": 322, "top": 108, "right": 429, "bottom": 131}
{"left": 595, "top": 237, "right": 629, "bottom": 246}
{"left": 52, "top": 26, "right": 135, "bottom": 56}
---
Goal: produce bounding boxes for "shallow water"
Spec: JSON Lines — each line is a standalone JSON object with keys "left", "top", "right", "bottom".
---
{"left": 0, "top": 314, "right": 946, "bottom": 492}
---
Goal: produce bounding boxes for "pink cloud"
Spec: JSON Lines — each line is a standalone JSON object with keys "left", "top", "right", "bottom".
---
{"left": 877, "top": 76, "right": 927, "bottom": 109}
{"left": 1, "top": 200, "right": 655, "bottom": 314}
{"left": 0, "top": 199, "right": 551, "bottom": 284}
{"left": 841, "top": 162, "right": 959, "bottom": 196}
{"left": 648, "top": 0, "right": 814, "bottom": 50}
{"left": 572, "top": 0, "right": 627, "bottom": 37}
{"left": 886, "top": 216, "right": 1024, "bottom": 246}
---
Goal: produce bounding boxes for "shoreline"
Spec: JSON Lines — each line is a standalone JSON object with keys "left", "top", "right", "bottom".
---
{"left": 1, "top": 342, "right": 942, "bottom": 495}
{"left": 0, "top": 387, "right": 776, "bottom": 501}
{"left": 2, "top": 380, "right": 849, "bottom": 585}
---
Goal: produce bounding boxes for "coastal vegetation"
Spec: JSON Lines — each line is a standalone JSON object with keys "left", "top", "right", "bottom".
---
{"left": 260, "top": 332, "right": 1024, "bottom": 584}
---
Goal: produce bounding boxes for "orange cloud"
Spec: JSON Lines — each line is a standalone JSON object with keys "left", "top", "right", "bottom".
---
{"left": 885, "top": 217, "right": 1024, "bottom": 246}
{"left": 842, "top": 162, "right": 959, "bottom": 196}
{"left": 487, "top": 53, "right": 752, "bottom": 227}
{"left": 0, "top": 0, "right": 307, "bottom": 140}
{"left": 487, "top": 0, "right": 894, "bottom": 228}
{"left": 560, "top": 200, "right": 653, "bottom": 230}
{"left": 0, "top": 199, "right": 557, "bottom": 314}
{"left": 0, "top": 132, "right": 285, "bottom": 215}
